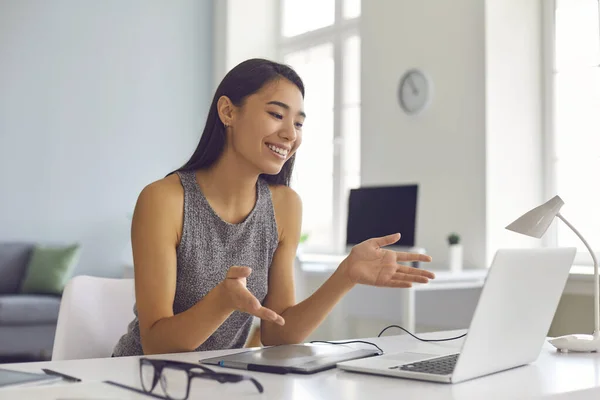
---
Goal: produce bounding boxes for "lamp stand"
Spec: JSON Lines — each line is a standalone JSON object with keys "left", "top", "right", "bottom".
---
{"left": 547, "top": 213, "right": 600, "bottom": 352}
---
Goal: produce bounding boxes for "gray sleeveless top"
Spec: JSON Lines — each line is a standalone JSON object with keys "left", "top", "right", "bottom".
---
{"left": 112, "top": 170, "right": 279, "bottom": 356}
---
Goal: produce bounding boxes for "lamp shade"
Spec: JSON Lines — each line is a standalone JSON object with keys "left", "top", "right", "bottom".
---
{"left": 505, "top": 195, "right": 565, "bottom": 238}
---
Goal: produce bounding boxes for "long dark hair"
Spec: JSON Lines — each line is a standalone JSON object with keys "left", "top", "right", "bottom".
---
{"left": 172, "top": 58, "right": 304, "bottom": 186}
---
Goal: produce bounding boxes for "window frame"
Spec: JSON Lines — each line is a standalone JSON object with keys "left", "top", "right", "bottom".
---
{"left": 543, "top": 0, "right": 600, "bottom": 266}
{"left": 275, "top": 0, "right": 360, "bottom": 253}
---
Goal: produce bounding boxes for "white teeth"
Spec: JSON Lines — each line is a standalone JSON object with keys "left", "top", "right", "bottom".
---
{"left": 267, "top": 144, "right": 288, "bottom": 156}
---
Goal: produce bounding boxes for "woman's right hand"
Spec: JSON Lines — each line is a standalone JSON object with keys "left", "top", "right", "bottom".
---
{"left": 220, "top": 266, "right": 285, "bottom": 326}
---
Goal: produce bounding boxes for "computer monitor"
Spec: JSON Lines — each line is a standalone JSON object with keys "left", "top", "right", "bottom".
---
{"left": 346, "top": 184, "right": 418, "bottom": 248}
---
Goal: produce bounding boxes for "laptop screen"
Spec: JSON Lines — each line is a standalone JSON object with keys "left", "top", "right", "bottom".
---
{"left": 346, "top": 184, "right": 418, "bottom": 247}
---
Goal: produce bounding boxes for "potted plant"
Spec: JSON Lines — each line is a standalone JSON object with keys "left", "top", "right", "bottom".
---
{"left": 297, "top": 232, "right": 309, "bottom": 255}
{"left": 447, "top": 232, "right": 462, "bottom": 273}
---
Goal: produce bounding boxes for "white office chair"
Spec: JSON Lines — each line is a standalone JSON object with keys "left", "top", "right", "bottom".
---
{"left": 51, "top": 275, "right": 135, "bottom": 361}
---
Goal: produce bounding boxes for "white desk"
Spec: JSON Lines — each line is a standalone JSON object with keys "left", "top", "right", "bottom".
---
{"left": 3, "top": 330, "right": 600, "bottom": 399}
{"left": 298, "top": 253, "right": 487, "bottom": 336}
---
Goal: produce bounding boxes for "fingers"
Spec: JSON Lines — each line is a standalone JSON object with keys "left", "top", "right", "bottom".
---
{"left": 392, "top": 263, "right": 436, "bottom": 279}
{"left": 253, "top": 306, "right": 285, "bottom": 326}
{"left": 396, "top": 252, "right": 433, "bottom": 263}
{"left": 242, "top": 295, "right": 285, "bottom": 326}
{"left": 395, "top": 264, "right": 436, "bottom": 279}
{"left": 227, "top": 266, "right": 252, "bottom": 279}
{"left": 383, "top": 280, "right": 413, "bottom": 288}
{"left": 372, "top": 233, "right": 401, "bottom": 248}
{"left": 392, "top": 271, "right": 431, "bottom": 283}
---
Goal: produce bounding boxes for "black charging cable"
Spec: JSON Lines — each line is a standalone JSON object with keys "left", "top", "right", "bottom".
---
{"left": 378, "top": 325, "right": 467, "bottom": 342}
{"left": 310, "top": 340, "right": 383, "bottom": 354}
{"left": 309, "top": 325, "right": 466, "bottom": 356}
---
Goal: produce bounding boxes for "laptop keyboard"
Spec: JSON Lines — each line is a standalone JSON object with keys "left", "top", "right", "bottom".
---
{"left": 393, "top": 353, "right": 459, "bottom": 375}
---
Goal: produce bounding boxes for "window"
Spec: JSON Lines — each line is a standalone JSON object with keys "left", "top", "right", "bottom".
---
{"left": 278, "top": 0, "right": 361, "bottom": 253}
{"left": 546, "top": 0, "right": 600, "bottom": 264}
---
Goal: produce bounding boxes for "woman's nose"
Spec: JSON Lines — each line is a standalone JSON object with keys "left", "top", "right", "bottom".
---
{"left": 279, "top": 122, "right": 297, "bottom": 141}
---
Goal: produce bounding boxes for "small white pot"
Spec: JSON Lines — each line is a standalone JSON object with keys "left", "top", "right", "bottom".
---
{"left": 296, "top": 243, "right": 305, "bottom": 256}
{"left": 449, "top": 244, "right": 463, "bottom": 273}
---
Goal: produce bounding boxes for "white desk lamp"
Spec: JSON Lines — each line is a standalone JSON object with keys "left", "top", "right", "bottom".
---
{"left": 505, "top": 195, "right": 600, "bottom": 352}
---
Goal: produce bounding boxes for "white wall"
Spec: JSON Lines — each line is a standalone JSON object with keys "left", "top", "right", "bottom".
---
{"left": 361, "top": 0, "right": 544, "bottom": 270}
{"left": 0, "top": 0, "right": 213, "bottom": 278}
{"left": 213, "top": 0, "right": 277, "bottom": 89}
{"left": 485, "top": 0, "right": 544, "bottom": 263}
{"left": 361, "top": 0, "right": 487, "bottom": 270}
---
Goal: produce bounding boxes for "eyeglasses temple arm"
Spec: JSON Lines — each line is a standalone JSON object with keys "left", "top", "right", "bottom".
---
{"left": 247, "top": 376, "right": 264, "bottom": 393}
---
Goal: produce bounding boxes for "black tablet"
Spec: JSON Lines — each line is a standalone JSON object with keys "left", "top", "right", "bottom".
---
{"left": 200, "top": 342, "right": 381, "bottom": 374}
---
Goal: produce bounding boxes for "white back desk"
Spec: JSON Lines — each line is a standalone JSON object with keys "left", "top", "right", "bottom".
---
{"left": 2, "top": 330, "right": 600, "bottom": 399}
{"left": 297, "top": 253, "right": 487, "bottom": 337}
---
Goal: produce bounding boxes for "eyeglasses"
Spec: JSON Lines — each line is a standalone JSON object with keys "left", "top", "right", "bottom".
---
{"left": 139, "top": 358, "right": 263, "bottom": 400}
{"left": 142, "top": 358, "right": 264, "bottom": 399}
{"left": 106, "top": 358, "right": 263, "bottom": 400}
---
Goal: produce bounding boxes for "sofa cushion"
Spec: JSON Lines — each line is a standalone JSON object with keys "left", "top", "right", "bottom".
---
{"left": 0, "top": 243, "right": 33, "bottom": 294}
{"left": 19, "top": 243, "right": 81, "bottom": 295}
{"left": 0, "top": 295, "right": 61, "bottom": 325}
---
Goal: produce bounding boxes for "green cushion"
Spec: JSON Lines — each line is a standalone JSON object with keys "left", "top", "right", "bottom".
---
{"left": 19, "top": 243, "right": 81, "bottom": 295}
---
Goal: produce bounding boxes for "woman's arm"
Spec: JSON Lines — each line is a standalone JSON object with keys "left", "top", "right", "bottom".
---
{"left": 133, "top": 178, "right": 235, "bottom": 354}
{"left": 261, "top": 186, "right": 434, "bottom": 346}
{"left": 260, "top": 186, "right": 354, "bottom": 345}
{"left": 261, "top": 258, "right": 356, "bottom": 345}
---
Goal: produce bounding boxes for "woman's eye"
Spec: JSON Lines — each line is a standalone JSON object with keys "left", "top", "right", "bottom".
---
{"left": 295, "top": 122, "right": 303, "bottom": 129}
{"left": 269, "top": 112, "right": 283, "bottom": 120}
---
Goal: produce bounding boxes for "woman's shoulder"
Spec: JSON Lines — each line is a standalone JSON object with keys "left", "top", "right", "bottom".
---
{"left": 136, "top": 173, "right": 184, "bottom": 213}
{"left": 267, "top": 184, "right": 302, "bottom": 210}
{"left": 132, "top": 174, "right": 186, "bottom": 243}
{"left": 267, "top": 184, "right": 302, "bottom": 240}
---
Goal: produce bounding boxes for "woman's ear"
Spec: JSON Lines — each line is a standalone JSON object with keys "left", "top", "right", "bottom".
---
{"left": 217, "top": 96, "right": 235, "bottom": 127}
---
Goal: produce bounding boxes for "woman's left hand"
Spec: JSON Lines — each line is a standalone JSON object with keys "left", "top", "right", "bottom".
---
{"left": 341, "top": 233, "right": 435, "bottom": 288}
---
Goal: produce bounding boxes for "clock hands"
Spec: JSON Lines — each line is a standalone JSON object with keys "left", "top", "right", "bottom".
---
{"left": 407, "top": 76, "right": 418, "bottom": 95}
{"left": 399, "top": 69, "right": 430, "bottom": 114}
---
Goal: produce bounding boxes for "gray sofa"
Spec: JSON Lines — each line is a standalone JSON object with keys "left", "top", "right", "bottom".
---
{"left": 0, "top": 243, "right": 61, "bottom": 359}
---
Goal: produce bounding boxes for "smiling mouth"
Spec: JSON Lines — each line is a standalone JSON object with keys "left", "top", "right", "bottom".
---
{"left": 266, "top": 143, "right": 289, "bottom": 159}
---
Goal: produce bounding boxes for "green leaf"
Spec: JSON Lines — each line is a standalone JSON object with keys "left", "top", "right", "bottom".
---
{"left": 447, "top": 232, "right": 460, "bottom": 245}
{"left": 299, "top": 233, "right": 309, "bottom": 243}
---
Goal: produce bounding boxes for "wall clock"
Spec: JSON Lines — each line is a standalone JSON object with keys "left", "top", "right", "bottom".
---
{"left": 398, "top": 69, "right": 432, "bottom": 115}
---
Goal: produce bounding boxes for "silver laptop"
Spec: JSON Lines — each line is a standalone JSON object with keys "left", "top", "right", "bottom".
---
{"left": 337, "top": 247, "right": 577, "bottom": 384}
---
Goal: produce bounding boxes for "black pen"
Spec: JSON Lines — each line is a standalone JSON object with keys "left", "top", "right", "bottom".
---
{"left": 42, "top": 368, "right": 82, "bottom": 382}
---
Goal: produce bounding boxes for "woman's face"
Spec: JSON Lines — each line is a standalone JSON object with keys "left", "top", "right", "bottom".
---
{"left": 224, "top": 78, "right": 305, "bottom": 176}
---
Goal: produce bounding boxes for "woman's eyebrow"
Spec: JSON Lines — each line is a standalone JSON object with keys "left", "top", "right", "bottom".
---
{"left": 266, "top": 100, "right": 306, "bottom": 118}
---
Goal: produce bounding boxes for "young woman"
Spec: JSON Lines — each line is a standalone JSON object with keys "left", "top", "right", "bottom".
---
{"left": 112, "top": 58, "right": 435, "bottom": 357}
